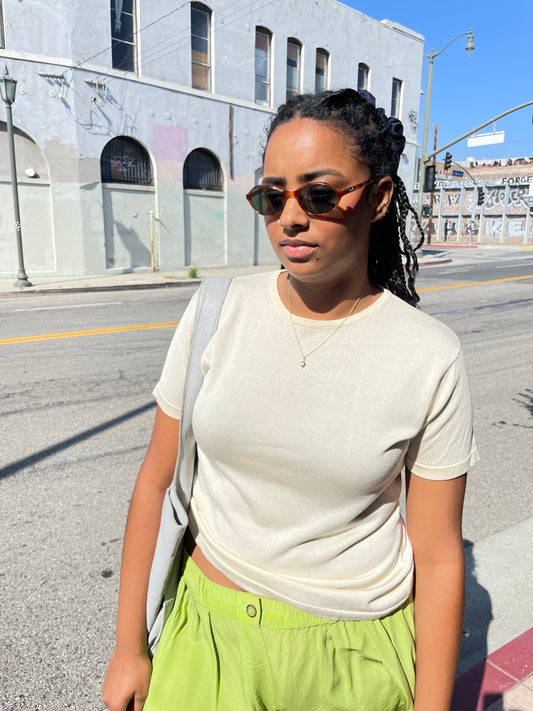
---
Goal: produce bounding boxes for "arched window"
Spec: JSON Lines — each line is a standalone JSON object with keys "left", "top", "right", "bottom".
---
{"left": 357, "top": 63, "right": 369, "bottom": 92}
{"left": 183, "top": 149, "right": 223, "bottom": 191}
{"left": 101, "top": 137, "right": 153, "bottom": 185}
{"left": 315, "top": 48, "right": 329, "bottom": 93}
{"left": 286, "top": 38, "right": 302, "bottom": 100}
{"left": 255, "top": 27, "right": 272, "bottom": 105}
{"left": 191, "top": 2, "right": 211, "bottom": 91}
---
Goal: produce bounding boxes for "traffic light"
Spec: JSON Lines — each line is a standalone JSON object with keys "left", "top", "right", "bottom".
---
{"left": 477, "top": 188, "right": 485, "bottom": 206}
{"left": 423, "top": 165, "right": 436, "bottom": 192}
{"left": 444, "top": 152, "right": 452, "bottom": 170}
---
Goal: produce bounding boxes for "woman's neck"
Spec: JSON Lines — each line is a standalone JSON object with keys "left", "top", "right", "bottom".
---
{"left": 281, "top": 271, "right": 381, "bottom": 320}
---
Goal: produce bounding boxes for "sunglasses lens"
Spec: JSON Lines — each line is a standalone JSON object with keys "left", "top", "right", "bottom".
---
{"left": 249, "top": 186, "right": 285, "bottom": 215}
{"left": 299, "top": 184, "right": 338, "bottom": 214}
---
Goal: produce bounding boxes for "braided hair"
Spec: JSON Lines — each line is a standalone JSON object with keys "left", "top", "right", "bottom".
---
{"left": 263, "top": 89, "right": 425, "bottom": 306}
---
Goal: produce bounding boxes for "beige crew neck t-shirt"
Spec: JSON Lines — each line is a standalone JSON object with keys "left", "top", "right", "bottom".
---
{"left": 153, "top": 271, "right": 478, "bottom": 620}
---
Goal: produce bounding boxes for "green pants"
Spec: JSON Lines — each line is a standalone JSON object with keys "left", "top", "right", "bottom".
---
{"left": 145, "top": 553, "right": 415, "bottom": 711}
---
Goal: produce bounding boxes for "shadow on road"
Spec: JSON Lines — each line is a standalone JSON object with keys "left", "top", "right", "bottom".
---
{"left": 0, "top": 401, "right": 155, "bottom": 480}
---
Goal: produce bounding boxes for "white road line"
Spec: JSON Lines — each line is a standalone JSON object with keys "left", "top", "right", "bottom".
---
{"left": 13, "top": 301, "right": 121, "bottom": 313}
{"left": 438, "top": 268, "right": 473, "bottom": 274}
{"left": 495, "top": 263, "right": 530, "bottom": 269}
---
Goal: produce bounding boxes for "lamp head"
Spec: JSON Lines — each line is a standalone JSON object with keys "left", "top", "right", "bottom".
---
{"left": 465, "top": 29, "right": 475, "bottom": 53}
{"left": 0, "top": 65, "right": 17, "bottom": 105}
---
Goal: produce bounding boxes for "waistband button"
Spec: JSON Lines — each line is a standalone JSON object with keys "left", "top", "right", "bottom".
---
{"left": 246, "top": 604, "right": 257, "bottom": 618}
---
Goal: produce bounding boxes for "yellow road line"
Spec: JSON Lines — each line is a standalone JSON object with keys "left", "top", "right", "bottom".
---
{"left": 1, "top": 321, "right": 179, "bottom": 345}
{"left": 418, "top": 273, "right": 533, "bottom": 292}
{"left": 3, "top": 272, "right": 533, "bottom": 345}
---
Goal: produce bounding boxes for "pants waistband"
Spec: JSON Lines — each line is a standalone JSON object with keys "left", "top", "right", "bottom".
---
{"left": 181, "top": 551, "right": 340, "bottom": 629}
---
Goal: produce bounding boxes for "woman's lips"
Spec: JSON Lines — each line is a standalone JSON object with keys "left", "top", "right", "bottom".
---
{"left": 281, "top": 241, "right": 317, "bottom": 259}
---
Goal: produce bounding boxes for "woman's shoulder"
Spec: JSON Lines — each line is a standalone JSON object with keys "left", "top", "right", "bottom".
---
{"left": 221, "top": 269, "right": 278, "bottom": 304}
{"left": 381, "top": 290, "right": 462, "bottom": 359}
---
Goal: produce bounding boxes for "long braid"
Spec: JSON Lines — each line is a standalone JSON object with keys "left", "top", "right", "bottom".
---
{"left": 264, "top": 89, "right": 426, "bottom": 307}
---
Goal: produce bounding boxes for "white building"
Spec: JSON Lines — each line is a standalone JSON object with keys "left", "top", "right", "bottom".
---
{"left": 0, "top": 0, "right": 424, "bottom": 277}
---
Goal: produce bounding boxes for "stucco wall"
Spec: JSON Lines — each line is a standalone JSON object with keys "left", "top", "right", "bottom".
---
{"left": 0, "top": 0, "right": 424, "bottom": 277}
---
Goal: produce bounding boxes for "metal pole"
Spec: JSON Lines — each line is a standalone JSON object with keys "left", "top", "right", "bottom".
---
{"left": 424, "top": 100, "right": 533, "bottom": 163}
{"left": 417, "top": 56, "right": 434, "bottom": 220}
{"left": 148, "top": 209, "right": 155, "bottom": 272}
{"left": 4, "top": 101, "right": 32, "bottom": 287}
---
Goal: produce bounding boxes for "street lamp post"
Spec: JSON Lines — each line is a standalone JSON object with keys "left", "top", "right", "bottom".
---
{"left": 417, "top": 30, "right": 475, "bottom": 225}
{"left": 0, "top": 65, "right": 32, "bottom": 287}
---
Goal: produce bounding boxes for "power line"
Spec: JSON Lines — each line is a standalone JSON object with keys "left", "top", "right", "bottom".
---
{"left": 74, "top": 2, "right": 190, "bottom": 70}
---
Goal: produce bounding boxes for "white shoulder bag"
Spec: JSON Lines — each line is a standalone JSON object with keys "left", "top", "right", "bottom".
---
{"left": 146, "top": 276, "right": 232, "bottom": 657}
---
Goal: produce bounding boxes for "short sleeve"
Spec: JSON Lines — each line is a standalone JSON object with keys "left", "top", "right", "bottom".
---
{"left": 152, "top": 290, "right": 199, "bottom": 420}
{"left": 405, "top": 350, "right": 479, "bottom": 480}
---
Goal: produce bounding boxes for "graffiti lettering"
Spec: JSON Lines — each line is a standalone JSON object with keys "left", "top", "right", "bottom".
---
{"left": 507, "top": 218, "right": 525, "bottom": 237}
{"left": 463, "top": 220, "right": 479, "bottom": 237}
{"left": 484, "top": 218, "right": 503, "bottom": 238}
{"left": 508, "top": 186, "right": 528, "bottom": 210}
{"left": 485, "top": 188, "right": 506, "bottom": 210}
{"left": 447, "top": 193, "right": 461, "bottom": 207}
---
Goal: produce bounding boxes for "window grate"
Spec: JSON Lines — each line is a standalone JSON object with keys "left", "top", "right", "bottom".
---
{"left": 101, "top": 137, "right": 153, "bottom": 185}
{"left": 184, "top": 149, "right": 223, "bottom": 191}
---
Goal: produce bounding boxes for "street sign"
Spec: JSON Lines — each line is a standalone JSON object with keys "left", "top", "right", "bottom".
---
{"left": 452, "top": 170, "right": 464, "bottom": 177}
{"left": 467, "top": 131, "right": 505, "bottom": 147}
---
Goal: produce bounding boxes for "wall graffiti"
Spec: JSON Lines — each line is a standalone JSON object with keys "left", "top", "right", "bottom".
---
{"left": 418, "top": 177, "right": 532, "bottom": 244}
{"left": 507, "top": 217, "right": 526, "bottom": 237}
{"left": 463, "top": 219, "right": 479, "bottom": 237}
{"left": 484, "top": 217, "right": 503, "bottom": 239}
{"left": 507, "top": 186, "right": 529, "bottom": 213}
{"left": 443, "top": 191, "right": 461, "bottom": 214}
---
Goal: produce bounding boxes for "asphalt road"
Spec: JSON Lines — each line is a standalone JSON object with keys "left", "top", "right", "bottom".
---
{"left": 1, "top": 252, "right": 532, "bottom": 711}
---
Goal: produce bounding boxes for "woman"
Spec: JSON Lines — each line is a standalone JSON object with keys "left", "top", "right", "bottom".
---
{"left": 103, "top": 89, "right": 478, "bottom": 711}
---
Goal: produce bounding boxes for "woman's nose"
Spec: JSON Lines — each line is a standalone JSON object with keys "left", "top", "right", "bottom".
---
{"left": 278, "top": 195, "right": 309, "bottom": 230}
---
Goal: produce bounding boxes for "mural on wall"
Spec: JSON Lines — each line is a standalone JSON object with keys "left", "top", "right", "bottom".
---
{"left": 415, "top": 179, "right": 532, "bottom": 244}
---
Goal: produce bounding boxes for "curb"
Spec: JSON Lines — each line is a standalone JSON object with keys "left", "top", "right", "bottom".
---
{"left": 419, "top": 258, "right": 452, "bottom": 267}
{"left": 451, "top": 627, "right": 533, "bottom": 711}
{"left": 1, "top": 279, "right": 203, "bottom": 296}
{"left": 427, "top": 244, "right": 479, "bottom": 249}
{"left": 0, "top": 259, "right": 453, "bottom": 296}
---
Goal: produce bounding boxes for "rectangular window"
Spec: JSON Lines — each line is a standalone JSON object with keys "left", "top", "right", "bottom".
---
{"left": 191, "top": 4, "right": 211, "bottom": 91}
{"left": 315, "top": 49, "right": 329, "bottom": 93}
{"left": 357, "top": 63, "right": 369, "bottom": 92}
{"left": 255, "top": 28, "right": 271, "bottom": 105}
{"left": 0, "top": 0, "right": 5, "bottom": 49}
{"left": 391, "top": 78, "right": 402, "bottom": 118}
{"left": 286, "top": 39, "right": 301, "bottom": 100}
{"left": 111, "top": 0, "right": 136, "bottom": 72}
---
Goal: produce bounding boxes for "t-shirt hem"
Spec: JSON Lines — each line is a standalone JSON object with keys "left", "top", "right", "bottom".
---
{"left": 406, "top": 446, "right": 479, "bottom": 480}
{"left": 153, "top": 383, "right": 181, "bottom": 420}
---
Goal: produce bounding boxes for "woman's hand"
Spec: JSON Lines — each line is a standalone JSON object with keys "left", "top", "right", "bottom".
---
{"left": 102, "top": 647, "right": 152, "bottom": 711}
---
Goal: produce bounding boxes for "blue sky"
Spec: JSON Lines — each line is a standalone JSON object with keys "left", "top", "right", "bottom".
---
{"left": 343, "top": 0, "right": 532, "bottom": 163}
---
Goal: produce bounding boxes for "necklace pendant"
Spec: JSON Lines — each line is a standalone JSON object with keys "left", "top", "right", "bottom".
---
{"left": 299, "top": 359, "right": 306, "bottom": 368}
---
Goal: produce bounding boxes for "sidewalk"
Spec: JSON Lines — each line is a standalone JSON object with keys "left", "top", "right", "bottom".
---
{"left": 0, "top": 252, "right": 452, "bottom": 296}
{"left": 453, "top": 516, "right": 533, "bottom": 710}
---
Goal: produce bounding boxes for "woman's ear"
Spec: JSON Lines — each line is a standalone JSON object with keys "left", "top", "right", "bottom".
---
{"left": 371, "top": 176, "right": 394, "bottom": 222}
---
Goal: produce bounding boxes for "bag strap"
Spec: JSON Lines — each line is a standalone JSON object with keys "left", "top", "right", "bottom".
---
{"left": 172, "top": 276, "right": 232, "bottom": 504}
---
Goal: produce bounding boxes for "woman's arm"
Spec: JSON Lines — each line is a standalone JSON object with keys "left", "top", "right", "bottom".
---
{"left": 102, "top": 406, "right": 180, "bottom": 711}
{"left": 405, "top": 468, "right": 467, "bottom": 711}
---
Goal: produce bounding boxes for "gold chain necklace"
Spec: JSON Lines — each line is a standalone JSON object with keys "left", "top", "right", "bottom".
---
{"left": 286, "top": 277, "right": 367, "bottom": 368}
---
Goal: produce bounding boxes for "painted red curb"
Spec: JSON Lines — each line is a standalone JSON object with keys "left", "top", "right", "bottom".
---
{"left": 451, "top": 627, "right": 533, "bottom": 711}
{"left": 419, "top": 258, "right": 453, "bottom": 267}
